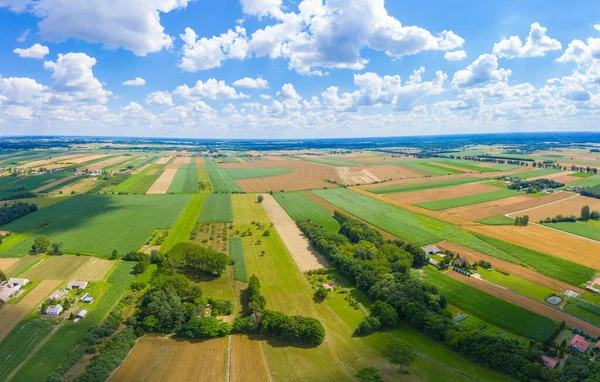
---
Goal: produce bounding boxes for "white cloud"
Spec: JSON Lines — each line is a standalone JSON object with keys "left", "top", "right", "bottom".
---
{"left": 321, "top": 86, "right": 358, "bottom": 112}
{"left": 145, "top": 91, "right": 173, "bottom": 106}
{"left": 240, "top": 0, "right": 283, "bottom": 18}
{"left": 452, "top": 54, "right": 511, "bottom": 88}
{"left": 43, "top": 52, "right": 111, "bottom": 103}
{"left": 493, "top": 23, "right": 562, "bottom": 59}
{"left": 173, "top": 79, "right": 248, "bottom": 100}
{"left": 13, "top": 44, "right": 50, "bottom": 59}
{"left": 595, "top": 24, "right": 600, "bottom": 32}
{"left": 179, "top": 26, "right": 249, "bottom": 71}
{"left": 123, "top": 77, "right": 146, "bottom": 86}
{"left": 122, "top": 101, "right": 145, "bottom": 113}
{"left": 0, "top": 76, "right": 46, "bottom": 103}
{"left": 29, "top": 0, "right": 190, "bottom": 56}
{"left": 233, "top": 77, "right": 269, "bottom": 88}
{"left": 278, "top": 83, "right": 301, "bottom": 100}
{"left": 260, "top": 94, "right": 272, "bottom": 100}
{"left": 0, "top": 0, "right": 30, "bottom": 12}
{"left": 444, "top": 50, "right": 466, "bottom": 61}
{"left": 17, "top": 28, "right": 31, "bottom": 42}
{"left": 557, "top": 38, "right": 600, "bottom": 66}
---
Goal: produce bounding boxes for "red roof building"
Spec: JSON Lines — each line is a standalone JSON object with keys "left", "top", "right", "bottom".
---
{"left": 570, "top": 334, "right": 590, "bottom": 353}
{"left": 541, "top": 355, "right": 559, "bottom": 369}
{"left": 596, "top": 340, "right": 600, "bottom": 349}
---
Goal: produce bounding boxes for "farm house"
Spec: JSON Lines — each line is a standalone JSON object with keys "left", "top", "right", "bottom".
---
{"left": 0, "top": 278, "right": 29, "bottom": 303}
{"left": 570, "top": 335, "right": 590, "bottom": 353}
{"left": 47, "top": 290, "right": 65, "bottom": 301}
{"left": 422, "top": 245, "right": 441, "bottom": 256}
{"left": 541, "top": 356, "right": 559, "bottom": 369}
{"left": 45, "top": 305, "right": 64, "bottom": 316}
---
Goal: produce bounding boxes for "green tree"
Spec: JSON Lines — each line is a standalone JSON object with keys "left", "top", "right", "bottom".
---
{"left": 581, "top": 205, "right": 591, "bottom": 221}
{"left": 257, "top": 195, "right": 264, "bottom": 203}
{"left": 50, "top": 242, "right": 64, "bottom": 256}
{"left": 133, "top": 258, "right": 150, "bottom": 274}
{"left": 110, "top": 249, "right": 119, "bottom": 260}
{"left": 314, "top": 285, "right": 329, "bottom": 301}
{"left": 355, "top": 367, "right": 383, "bottom": 382}
{"left": 383, "top": 338, "right": 415, "bottom": 373}
{"left": 0, "top": 269, "right": 6, "bottom": 282}
{"left": 32, "top": 235, "right": 51, "bottom": 253}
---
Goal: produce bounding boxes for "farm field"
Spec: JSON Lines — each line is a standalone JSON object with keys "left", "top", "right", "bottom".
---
{"left": 416, "top": 189, "right": 520, "bottom": 211}
{"left": 110, "top": 163, "right": 165, "bottom": 194}
{"left": 199, "top": 193, "right": 233, "bottom": 223}
{"left": 528, "top": 170, "right": 580, "bottom": 184}
{"left": 23, "top": 255, "right": 90, "bottom": 280}
{"left": 4, "top": 255, "right": 43, "bottom": 277}
{"left": 386, "top": 182, "right": 500, "bottom": 204}
{"left": 512, "top": 168, "right": 562, "bottom": 179}
{"left": 421, "top": 268, "right": 557, "bottom": 341}
{"left": 110, "top": 336, "right": 228, "bottom": 382}
{"left": 0, "top": 194, "right": 190, "bottom": 258}
{"left": 563, "top": 299, "right": 600, "bottom": 327}
{"left": 0, "top": 257, "right": 19, "bottom": 270}
{"left": 146, "top": 167, "right": 179, "bottom": 194}
{"left": 192, "top": 222, "right": 229, "bottom": 253}
{"left": 362, "top": 164, "right": 422, "bottom": 180}
{"left": 160, "top": 194, "right": 205, "bottom": 252}
{"left": 476, "top": 268, "right": 556, "bottom": 301}
{"left": 205, "top": 158, "right": 243, "bottom": 193}
{"left": 273, "top": 191, "right": 340, "bottom": 233}
{"left": 168, "top": 163, "right": 199, "bottom": 193}
{"left": 476, "top": 215, "right": 515, "bottom": 225}
{"left": 81, "top": 155, "right": 132, "bottom": 171}
{"left": 435, "top": 160, "right": 507, "bottom": 172}
{"left": 229, "top": 237, "right": 249, "bottom": 282}
{"left": 225, "top": 167, "right": 292, "bottom": 179}
{"left": 261, "top": 194, "right": 329, "bottom": 271}
{"left": 545, "top": 219, "right": 600, "bottom": 241}
{"left": 510, "top": 194, "right": 600, "bottom": 222}
{"left": 570, "top": 174, "right": 600, "bottom": 187}
{"left": 366, "top": 177, "right": 481, "bottom": 194}
{"left": 230, "top": 335, "right": 272, "bottom": 382}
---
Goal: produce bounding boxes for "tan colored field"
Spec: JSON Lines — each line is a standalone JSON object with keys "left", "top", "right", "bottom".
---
{"left": 23, "top": 255, "right": 91, "bottom": 280}
{"left": 32, "top": 175, "right": 79, "bottom": 193}
{"left": 510, "top": 194, "right": 600, "bottom": 222}
{"left": 194, "top": 156, "right": 205, "bottom": 165}
{"left": 110, "top": 336, "right": 227, "bottom": 382}
{"left": 62, "top": 153, "right": 110, "bottom": 165}
{"left": 447, "top": 272, "right": 600, "bottom": 336}
{"left": 21, "top": 153, "right": 89, "bottom": 169}
{"left": 56, "top": 177, "right": 97, "bottom": 194}
{"left": 360, "top": 172, "right": 476, "bottom": 191}
{"left": 71, "top": 258, "right": 115, "bottom": 281}
{"left": 0, "top": 258, "right": 20, "bottom": 271}
{"left": 388, "top": 183, "right": 499, "bottom": 204}
{"left": 0, "top": 279, "right": 61, "bottom": 342}
{"left": 230, "top": 335, "right": 272, "bottom": 382}
{"left": 365, "top": 164, "right": 422, "bottom": 180}
{"left": 146, "top": 167, "right": 179, "bottom": 194}
{"left": 147, "top": 168, "right": 158, "bottom": 175}
{"left": 437, "top": 241, "right": 585, "bottom": 294}
{"left": 528, "top": 171, "right": 580, "bottom": 184}
{"left": 155, "top": 156, "right": 172, "bottom": 165}
{"left": 334, "top": 166, "right": 380, "bottom": 185}
{"left": 444, "top": 192, "right": 573, "bottom": 221}
{"left": 172, "top": 156, "right": 191, "bottom": 165}
{"left": 81, "top": 155, "right": 133, "bottom": 171}
{"left": 261, "top": 194, "right": 329, "bottom": 271}
{"left": 131, "top": 163, "right": 150, "bottom": 175}
{"left": 467, "top": 224, "right": 600, "bottom": 269}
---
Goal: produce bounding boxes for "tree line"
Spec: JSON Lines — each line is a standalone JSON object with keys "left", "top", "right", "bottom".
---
{"left": 0, "top": 201, "right": 37, "bottom": 226}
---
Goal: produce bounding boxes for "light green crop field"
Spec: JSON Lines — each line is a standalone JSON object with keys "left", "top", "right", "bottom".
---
{"left": 569, "top": 172, "right": 594, "bottom": 178}
{"left": 0, "top": 194, "right": 190, "bottom": 258}
{"left": 204, "top": 158, "right": 243, "bottom": 193}
{"left": 570, "top": 175, "right": 600, "bottom": 187}
{"left": 511, "top": 168, "right": 562, "bottom": 179}
{"left": 447, "top": 306, "right": 527, "bottom": 345}
{"left": 273, "top": 191, "right": 340, "bottom": 233}
{"left": 421, "top": 268, "right": 556, "bottom": 341}
{"left": 160, "top": 194, "right": 205, "bottom": 252}
{"left": 0, "top": 171, "right": 76, "bottom": 199}
{"left": 477, "top": 269, "right": 555, "bottom": 301}
{"left": 110, "top": 163, "right": 165, "bottom": 194}
{"left": 229, "top": 236, "right": 248, "bottom": 282}
{"left": 198, "top": 193, "right": 233, "bottom": 223}
{"left": 416, "top": 189, "right": 520, "bottom": 211}
{"left": 476, "top": 215, "right": 515, "bottom": 225}
{"left": 563, "top": 298, "right": 600, "bottom": 327}
{"left": 9, "top": 261, "right": 136, "bottom": 382}
{"left": 168, "top": 163, "right": 199, "bottom": 193}
{"left": 545, "top": 220, "right": 600, "bottom": 242}
{"left": 225, "top": 167, "right": 292, "bottom": 179}
{"left": 367, "top": 177, "right": 481, "bottom": 194}
{"left": 40, "top": 176, "right": 84, "bottom": 194}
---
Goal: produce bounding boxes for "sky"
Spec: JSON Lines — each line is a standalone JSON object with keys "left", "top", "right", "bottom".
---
{"left": 1, "top": 0, "right": 600, "bottom": 139}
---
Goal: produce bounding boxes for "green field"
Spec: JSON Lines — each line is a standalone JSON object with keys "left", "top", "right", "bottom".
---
{"left": 511, "top": 168, "right": 562, "bottom": 179}
{"left": 204, "top": 158, "right": 243, "bottom": 193}
{"left": 39, "top": 176, "right": 84, "bottom": 194}
{"left": 416, "top": 190, "right": 520, "bottom": 211}
{"left": 545, "top": 220, "right": 600, "bottom": 241}
{"left": 0, "top": 319, "right": 55, "bottom": 380}
{"left": 198, "top": 193, "right": 233, "bottom": 223}
{"left": 229, "top": 237, "right": 248, "bottom": 282}
{"left": 0, "top": 194, "right": 190, "bottom": 258}
{"left": 422, "top": 268, "right": 556, "bottom": 341}
{"left": 400, "top": 161, "right": 465, "bottom": 175}
{"left": 273, "top": 192, "right": 340, "bottom": 233}
{"left": 225, "top": 167, "right": 292, "bottom": 179}
{"left": 110, "top": 163, "right": 165, "bottom": 194}
{"left": 569, "top": 172, "right": 594, "bottom": 178}
{"left": 448, "top": 306, "right": 527, "bottom": 345}
{"left": 367, "top": 177, "right": 481, "bottom": 194}
{"left": 168, "top": 163, "right": 199, "bottom": 193}
{"left": 563, "top": 298, "right": 600, "bottom": 327}
{"left": 476, "top": 215, "right": 515, "bottom": 225}
{"left": 436, "top": 160, "right": 504, "bottom": 173}
{"left": 160, "top": 194, "right": 205, "bottom": 252}
{"left": 477, "top": 269, "right": 555, "bottom": 301}
{"left": 0, "top": 171, "right": 76, "bottom": 199}
{"left": 570, "top": 175, "right": 600, "bottom": 187}
{"left": 10, "top": 261, "right": 136, "bottom": 381}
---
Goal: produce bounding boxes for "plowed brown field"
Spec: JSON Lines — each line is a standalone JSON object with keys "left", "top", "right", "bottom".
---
{"left": 437, "top": 241, "right": 585, "bottom": 293}
{"left": 527, "top": 171, "right": 580, "bottom": 184}
{"left": 444, "top": 192, "right": 574, "bottom": 221}
{"left": 510, "top": 194, "right": 600, "bottom": 222}
{"left": 388, "top": 183, "right": 500, "bottom": 204}
{"left": 447, "top": 272, "right": 600, "bottom": 336}
{"left": 230, "top": 335, "right": 272, "bottom": 382}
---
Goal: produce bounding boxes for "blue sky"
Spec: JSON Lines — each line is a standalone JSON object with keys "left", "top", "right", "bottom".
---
{"left": 0, "top": 0, "right": 599, "bottom": 138}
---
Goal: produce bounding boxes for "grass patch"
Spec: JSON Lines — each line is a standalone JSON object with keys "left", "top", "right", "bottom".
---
{"left": 273, "top": 192, "right": 340, "bottom": 233}
{"left": 416, "top": 189, "right": 520, "bottom": 211}
{"left": 422, "top": 268, "right": 556, "bottom": 341}
{"left": 229, "top": 237, "right": 248, "bottom": 282}
{"left": 569, "top": 172, "right": 594, "bottom": 178}
{"left": 168, "top": 163, "right": 199, "bottom": 194}
{"left": 110, "top": 163, "right": 165, "bottom": 194}
{"left": 400, "top": 161, "right": 465, "bottom": 175}
{"left": 225, "top": 167, "right": 292, "bottom": 179}
{"left": 545, "top": 220, "right": 600, "bottom": 242}
{"left": 198, "top": 193, "right": 233, "bottom": 223}
{"left": 477, "top": 269, "right": 555, "bottom": 301}
{"left": 563, "top": 299, "right": 600, "bottom": 327}
{"left": 570, "top": 175, "right": 600, "bottom": 188}
{"left": 448, "top": 305, "right": 527, "bottom": 345}
{"left": 0, "top": 194, "right": 190, "bottom": 258}
{"left": 367, "top": 177, "right": 481, "bottom": 194}
{"left": 160, "top": 194, "right": 205, "bottom": 252}
{"left": 476, "top": 215, "right": 515, "bottom": 225}
{"left": 204, "top": 158, "right": 242, "bottom": 193}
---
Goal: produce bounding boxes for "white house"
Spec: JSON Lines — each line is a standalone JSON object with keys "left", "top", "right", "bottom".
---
{"left": 74, "top": 309, "right": 88, "bottom": 322}
{"left": 7, "top": 278, "right": 29, "bottom": 288}
{"left": 47, "top": 290, "right": 65, "bottom": 301}
{"left": 0, "top": 278, "right": 29, "bottom": 303}
{"left": 422, "top": 245, "right": 441, "bottom": 257}
{"left": 45, "top": 304, "right": 64, "bottom": 316}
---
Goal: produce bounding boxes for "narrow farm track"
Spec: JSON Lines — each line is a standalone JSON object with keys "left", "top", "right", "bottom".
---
{"left": 436, "top": 241, "right": 586, "bottom": 294}
{"left": 446, "top": 272, "right": 600, "bottom": 336}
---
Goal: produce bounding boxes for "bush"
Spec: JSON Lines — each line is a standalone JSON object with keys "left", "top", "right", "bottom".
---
{"left": 209, "top": 298, "right": 233, "bottom": 316}
{"left": 355, "top": 316, "right": 381, "bottom": 336}
{"left": 178, "top": 317, "right": 231, "bottom": 338}
{"left": 166, "top": 242, "right": 228, "bottom": 276}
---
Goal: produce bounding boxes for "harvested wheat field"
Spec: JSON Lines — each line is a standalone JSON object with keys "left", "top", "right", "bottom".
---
{"left": 32, "top": 175, "right": 79, "bottom": 193}
{"left": 23, "top": 255, "right": 92, "bottom": 280}
{"left": 59, "top": 153, "right": 110, "bottom": 165}
{"left": 81, "top": 155, "right": 133, "bottom": 171}
{"left": 447, "top": 272, "right": 600, "bottom": 336}
{"left": 444, "top": 192, "right": 573, "bottom": 221}
{"left": 528, "top": 171, "right": 580, "bottom": 184}
{"left": 146, "top": 167, "right": 179, "bottom": 194}
{"left": 172, "top": 156, "right": 191, "bottom": 165}
{"left": 110, "top": 336, "right": 227, "bottom": 382}
{"left": 155, "top": 156, "right": 172, "bottom": 165}
{"left": 467, "top": 224, "right": 600, "bottom": 269}
{"left": 334, "top": 166, "right": 380, "bottom": 185}
{"left": 510, "top": 194, "right": 600, "bottom": 222}
{"left": 261, "top": 194, "right": 329, "bottom": 271}
{"left": 388, "top": 183, "right": 500, "bottom": 204}
{"left": 71, "top": 258, "right": 115, "bottom": 281}
{"left": 365, "top": 164, "right": 422, "bottom": 180}
{"left": 430, "top": 162, "right": 471, "bottom": 173}
{"left": 131, "top": 163, "right": 151, "bottom": 175}
{"left": 194, "top": 156, "right": 205, "bottom": 164}
{"left": 437, "top": 241, "right": 585, "bottom": 294}
{"left": 21, "top": 153, "right": 89, "bottom": 169}
{"left": 0, "top": 257, "right": 20, "bottom": 271}
{"left": 230, "top": 335, "right": 272, "bottom": 382}
{"left": 0, "top": 279, "right": 61, "bottom": 342}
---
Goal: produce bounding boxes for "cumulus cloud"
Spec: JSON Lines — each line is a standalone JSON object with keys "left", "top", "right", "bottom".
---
{"left": 595, "top": 24, "right": 600, "bottom": 32}
{"left": 0, "top": 76, "right": 47, "bottom": 103}
{"left": 493, "top": 23, "right": 562, "bottom": 59}
{"left": 145, "top": 91, "right": 173, "bottom": 106}
{"left": 123, "top": 77, "right": 146, "bottom": 86}
{"left": 260, "top": 94, "right": 272, "bottom": 100}
{"left": 278, "top": 83, "right": 301, "bottom": 100}
{"left": 173, "top": 79, "right": 248, "bottom": 100}
{"left": 452, "top": 54, "right": 511, "bottom": 88}
{"left": 179, "top": 26, "right": 249, "bottom": 71}
{"left": 240, "top": 0, "right": 283, "bottom": 18}
{"left": 557, "top": 38, "right": 600, "bottom": 66}
{"left": 122, "top": 101, "right": 146, "bottom": 113}
{"left": 0, "top": 0, "right": 30, "bottom": 12}
{"left": 233, "top": 77, "right": 269, "bottom": 88}
{"left": 13, "top": 44, "right": 49, "bottom": 59}
{"left": 444, "top": 50, "right": 467, "bottom": 61}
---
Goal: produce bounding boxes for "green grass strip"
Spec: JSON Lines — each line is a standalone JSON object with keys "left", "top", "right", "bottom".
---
{"left": 204, "top": 158, "right": 243, "bottom": 193}
{"left": 436, "top": 160, "right": 500, "bottom": 173}
{"left": 399, "top": 161, "right": 464, "bottom": 175}
{"left": 416, "top": 190, "right": 520, "bottom": 211}
{"left": 545, "top": 220, "right": 600, "bottom": 242}
{"left": 199, "top": 193, "right": 233, "bottom": 223}
{"left": 273, "top": 192, "right": 340, "bottom": 233}
{"left": 367, "top": 177, "right": 481, "bottom": 194}
{"left": 229, "top": 237, "right": 249, "bottom": 282}
{"left": 476, "top": 215, "right": 515, "bottom": 225}
{"left": 161, "top": 194, "right": 205, "bottom": 252}
{"left": 168, "top": 163, "right": 199, "bottom": 193}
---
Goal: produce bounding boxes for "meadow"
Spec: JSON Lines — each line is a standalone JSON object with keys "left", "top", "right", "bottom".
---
{"left": 160, "top": 194, "right": 205, "bottom": 252}
{"left": 415, "top": 189, "right": 520, "bottom": 211}
{"left": 198, "top": 193, "right": 233, "bottom": 223}
{"left": 476, "top": 215, "right": 515, "bottom": 225}
{"left": 229, "top": 237, "right": 249, "bottom": 282}
{"left": 477, "top": 269, "right": 555, "bottom": 301}
{"left": 204, "top": 158, "right": 243, "bottom": 193}
{"left": 225, "top": 167, "right": 292, "bottom": 179}
{"left": 546, "top": 220, "right": 600, "bottom": 241}
{"left": 110, "top": 164, "right": 165, "bottom": 194}
{"left": 422, "top": 268, "right": 557, "bottom": 341}
{"left": 399, "top": 160, "right": 465, "bottom": 175}
{"left": 570, "top": 175, "right": 600, "bottom": 187}
{"left": 0, "top": 194, "right": 190, "bottom": 258}
{"left": 563, "top": 299, "right": 600, "bottom": 327}
{"left": 168, "top": 163, "right": 199, "bottom": 193}
{"left": 367, "top": 177, "right": 481, "bottom": 194}
{"left": 436, "top": 160, "right": 510, "bottom": 172}
{"left": 273, "top": 191, "right": 340, "bottom": 233}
